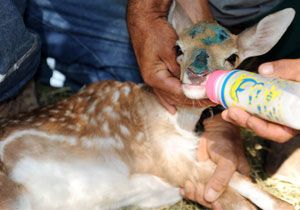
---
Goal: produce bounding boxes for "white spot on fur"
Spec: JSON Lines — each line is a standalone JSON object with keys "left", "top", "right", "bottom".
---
{"left": 58, "top": 117, "right": 67, "bottom": 122}
{"left": 34, "top": 122, "right": 43, "bottom": 127}
{"left": 68, "top": 104, "right": 74, "bottom": 110}
{"left": 136, "top": 132, "right": 144, "bottom": 142}
{"left": 103, "top": 106, "right": 113, "bottom": 113}
{"left": 81, "top": 137, "right": 124, "bottom": 150}
{"left": 49, "top": 118, "right": 57, "bottom": 122}
{"left": 122, "top": 86, "right": 131, "bottom": 96}
{"left": 77, "top": 97, "right": 83, "bottom": 103}
{"left": 25, "top": 118, "right": 34, "bottom": 122}
{"left": 104, "top": 87, "right": 111, "bottom": 92}
{"left": 90, "top": 119, "right": 98, "bottom": 126}
{"left": 87, "top": 88, "right": 94, "bottom": 94}
{"left": 103, "top": 106, "right": 119, "bottom": 119}
{"left": 81, "top": 115, "right": 89, "bottom": 122}
{"left": 112, "top": 91, "right": 120, "bottom": 103}
{"left": 123, "top": 111, "right": 130, "bottom": 118}
{"left": 88, "top": 106, "right": 96, "bottom": 114}
{"left": 64, "top": 110, "right": 75, "bottom": 118}
{"left": 119, "top": 125, "right": 130, "bottom": 136}
{"left": 102, "top": 122, "right": 110, "bottom": 134}
{"left": 67, "top": 125, "right": 77, "bottom": 131}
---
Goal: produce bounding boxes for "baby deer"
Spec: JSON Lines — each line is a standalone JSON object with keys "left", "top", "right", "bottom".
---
{"left": 0, "top": 3, "right": 296, "bottom": 210}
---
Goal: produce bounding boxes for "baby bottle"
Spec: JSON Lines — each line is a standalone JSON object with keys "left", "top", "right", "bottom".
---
{"left": 206, "top": 70, "right": 300, "bottom": 129}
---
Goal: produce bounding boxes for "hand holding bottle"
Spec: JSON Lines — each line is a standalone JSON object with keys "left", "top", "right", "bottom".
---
{"left": 222, "top": 59, "right": 300, "bottom": 142}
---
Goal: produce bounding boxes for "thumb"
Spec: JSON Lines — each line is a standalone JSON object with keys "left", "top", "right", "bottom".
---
{"left": 258, "top": 59, "right": 300, "bottom": 82}
{"left": 204, "top": 158, "right": 236, "bottom": 202}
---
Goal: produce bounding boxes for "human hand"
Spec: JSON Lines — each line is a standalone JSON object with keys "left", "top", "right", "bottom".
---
{"left": 127, "top": 0, "right": 213, "bottom": 114}
{"left": 181, "top": 115, "right": 249, "bottom": 208}
{"left": 222, "top": 59, "right": 300, "bottom": 143}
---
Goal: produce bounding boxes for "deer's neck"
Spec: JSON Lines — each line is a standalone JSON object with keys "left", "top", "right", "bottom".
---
{"left": 175, "top": 107, "right": 206, "bottom": 132}
{"left": 139, "top": 87, "right": 207, "bottom": 134}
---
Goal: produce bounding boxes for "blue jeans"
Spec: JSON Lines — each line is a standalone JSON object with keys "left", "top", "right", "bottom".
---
{"left": 1, "top": 0, "right": 299, "bottom": 102}
{"left": 0, "top": 0, "right": 40, "bottom": 102}
{"left": 25, "top": 0, "right": 142, "bottom": 91}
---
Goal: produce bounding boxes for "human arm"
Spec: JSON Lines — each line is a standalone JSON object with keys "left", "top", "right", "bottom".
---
{"left": 222, "top": 59, "right": 300, "bottom": 143}
{"left": 127, "top": 0, "right": 213, "bottom": 114}
{"left": 181, "top": 114, "right": 249, "bottom": 208}
{"left": 176, "top": 0, "right": 213, "bottom": 23}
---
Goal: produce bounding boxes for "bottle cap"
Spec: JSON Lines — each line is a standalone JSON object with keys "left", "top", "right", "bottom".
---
{"left": 206, "top": 70, "right": 229, "bottom": 104}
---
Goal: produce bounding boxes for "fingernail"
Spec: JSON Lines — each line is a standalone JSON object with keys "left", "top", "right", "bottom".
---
{"left": 221, "top": 110, "right": 228, "bottom": 120}
{"left": 205, "top": 188, "right": 219, "bottom": 202}
{"left": 259, "top": 63, "right": 274, "bottom": 75}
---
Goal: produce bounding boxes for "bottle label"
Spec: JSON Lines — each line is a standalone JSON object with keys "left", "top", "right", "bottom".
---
{"left": 222, "top": 70, "right": 289, "bottom": 122}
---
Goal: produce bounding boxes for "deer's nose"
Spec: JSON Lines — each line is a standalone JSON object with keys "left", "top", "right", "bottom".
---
{"left": 186, "top": 68, "right": 209, "bottom": 85}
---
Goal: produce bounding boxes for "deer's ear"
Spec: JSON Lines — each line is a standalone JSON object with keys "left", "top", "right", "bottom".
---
{"left": 237, "top": 8, "right": 295, "bottom": 62}
{"left": 168, "top": 1, "right": 193, "bottom": 35}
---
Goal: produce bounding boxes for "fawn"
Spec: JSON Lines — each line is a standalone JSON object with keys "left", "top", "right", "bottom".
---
{"left": 0, "top": 1, "right": 296, "bottom": 209}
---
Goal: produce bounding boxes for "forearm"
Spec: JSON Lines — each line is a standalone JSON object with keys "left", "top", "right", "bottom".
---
{"left": 127, "top": 0, "right": 172, "bottom": 21}
{"left": 176, "top": 0, "right": 213, "bottom": 23}
{"left": 127, "top": 0, "right": 175, "bottom": 61}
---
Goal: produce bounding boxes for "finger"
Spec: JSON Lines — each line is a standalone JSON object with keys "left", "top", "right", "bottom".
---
{"left": 159, "top": 31, "right": 180, "bottom": 78}
{"left": 221, "top": 110, "right": 238, "bottom": 125}
{"left": 212, "top": 201, "right": 224, "bottom": 210}
{"left": 153, "top": 69, "right": 183, "bottom": 96}
{"left": 182, "top": 182, "right": 212, "bottom": 208}
{"left": 183, "top": 180, "right": 195, "bottom": 201}
{"left": 204, "top": 158, "right": 236, "bottom": 202}
{"left": 162, "top": 53, "right": 180, "bottom": 78}
{"left": 153, "top": 89, "right": 177, "bottom": 114}
{"left": 223, "top": 107, "right": 298, "bottom": 142}
{"left": 245, "top": 115, "right": 298, "bottom": 143}
{"left": 224, "top": 107, "right": 252, "bottom": 128}
{"left": 197, "top": 137, "right": 210, "bottom": 161}
{"left": 195, "top": 183, "right": 212, "bottom": 208}
{"left": 258, "top": 59, "right": 300, "bottom": 81}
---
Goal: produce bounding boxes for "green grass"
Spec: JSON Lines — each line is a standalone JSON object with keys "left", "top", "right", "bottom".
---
{"left": 36, "top": 83, "right": 300, "bottom": 210}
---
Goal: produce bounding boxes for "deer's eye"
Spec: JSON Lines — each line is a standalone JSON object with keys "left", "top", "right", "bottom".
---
{"left": 175, "top": 45, "right": 183, "bottom": 57}
{"left": 225, "top": 53, "right": 238, "bottom": 66}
